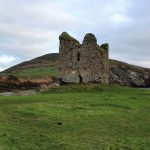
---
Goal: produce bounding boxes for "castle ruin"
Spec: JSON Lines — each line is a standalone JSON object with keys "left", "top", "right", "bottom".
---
{"left": 59, "top": 32, "right": 109, "bottom": 84}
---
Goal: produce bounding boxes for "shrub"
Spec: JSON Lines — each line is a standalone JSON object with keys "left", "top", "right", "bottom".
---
{"left": 101, "top": 43, "right": 109, "bottom": 51}
{"left": 7, "top": 75, "right": 18, "bottom": 81}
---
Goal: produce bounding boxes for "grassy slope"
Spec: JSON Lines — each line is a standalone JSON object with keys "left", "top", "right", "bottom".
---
{"left": 1, "top": 53, "right": 150, "bottom": 80}
{"left": 0, "top": 84, "right": 150, "bottom": 150}
{"left": 1, "top": 66, "right": 59, "bottom": 79}
{"left": 0, "top": 53, "right": 59, "bottom": 79}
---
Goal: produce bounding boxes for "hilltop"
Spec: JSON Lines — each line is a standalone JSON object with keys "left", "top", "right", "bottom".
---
{"left": 3, "top": 53, "right": 59, "bottom": 73}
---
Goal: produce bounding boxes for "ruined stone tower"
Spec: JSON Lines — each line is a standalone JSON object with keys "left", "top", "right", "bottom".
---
{"left": 59, "top": 32, "right": 109, "bottom": 84}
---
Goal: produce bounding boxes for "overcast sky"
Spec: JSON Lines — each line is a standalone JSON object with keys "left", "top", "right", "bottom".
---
{"left": 0, "top": 0, "right": 150, "bottom": 71}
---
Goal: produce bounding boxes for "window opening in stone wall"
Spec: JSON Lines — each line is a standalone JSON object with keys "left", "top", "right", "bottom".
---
{"left": 77, "top": 52, "right": 80, "bottom": 61}
{"left": 79, "top": 75, "right": 83, "bottom": 83}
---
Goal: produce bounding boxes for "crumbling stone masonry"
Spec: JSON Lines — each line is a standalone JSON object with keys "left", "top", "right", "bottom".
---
{"left": 59, "top": 32, "right": 109, "bottom": 84}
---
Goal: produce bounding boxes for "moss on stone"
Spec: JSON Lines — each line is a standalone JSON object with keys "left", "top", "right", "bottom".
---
{"left": 59, "top": 32, "right": 80, "bottom": 44}
{"left": 100, "top": 43, "right": 109, "bottom": 51}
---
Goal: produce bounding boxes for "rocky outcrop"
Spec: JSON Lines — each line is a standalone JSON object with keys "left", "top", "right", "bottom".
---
{"left": 109, "top": 59, "right": 150, "bottom": 87}
{"left": 59, "top": 32, "right": 109, "bottom": 84}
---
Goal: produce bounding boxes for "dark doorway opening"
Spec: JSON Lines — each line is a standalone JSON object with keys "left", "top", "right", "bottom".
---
{"left": 77, "top": 52, "right": 80, "bottom": 61}
{"left": 59, "top": 78, "right": 66, "bottom": 86}
{"left": 79, "top": 75, "right": 83, "bottom": 83}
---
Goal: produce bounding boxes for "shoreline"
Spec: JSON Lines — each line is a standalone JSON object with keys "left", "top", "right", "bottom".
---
{"left": 0, "top": 89, "right": 37, "bottom": 96}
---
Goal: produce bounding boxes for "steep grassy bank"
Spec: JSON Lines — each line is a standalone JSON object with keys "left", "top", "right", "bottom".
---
{"left": 0, "top": 85, "right": 150, "bottom": 149}
{"left": 0, "top": 66, "right": 59, "bottom": 91}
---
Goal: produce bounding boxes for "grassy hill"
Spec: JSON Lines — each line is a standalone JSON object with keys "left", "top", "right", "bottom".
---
{"left": 0, "top": 53, "right": 59, "bottom": 79}
{"left": 0, "top": 84, "right": 150, "bottom": 149}
{"left": 1, "top": 53, "right": 150, "bottom": 80}
{"left": 1, "top": 53, "right": 150, "bottom": 88}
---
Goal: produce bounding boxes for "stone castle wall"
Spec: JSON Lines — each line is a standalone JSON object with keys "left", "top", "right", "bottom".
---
{"left": 59, "top": 32, "right": 109, "bottom": 84}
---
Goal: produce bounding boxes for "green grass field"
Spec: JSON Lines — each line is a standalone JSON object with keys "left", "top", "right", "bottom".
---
{"left": 0, "top": 84, "right": 150, "bottom": 150}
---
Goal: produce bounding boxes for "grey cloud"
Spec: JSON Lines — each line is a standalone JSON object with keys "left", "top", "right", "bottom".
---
{"left": 0, "top": 0, "right": 150, "bottom": 71}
